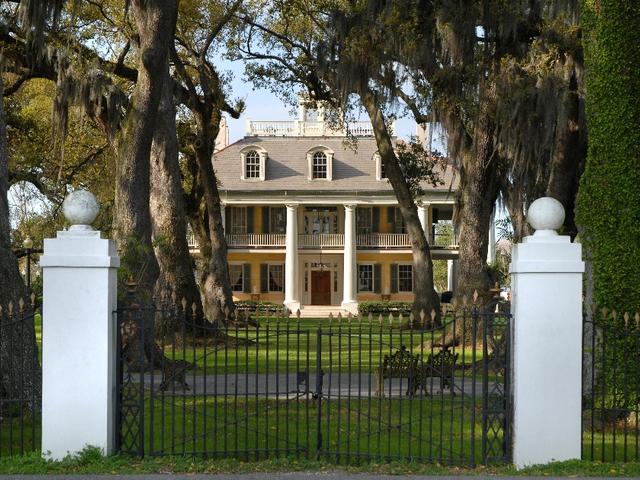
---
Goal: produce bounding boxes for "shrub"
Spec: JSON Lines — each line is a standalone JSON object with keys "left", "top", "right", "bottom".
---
{"left": 358, "top": 301, "right": 412, "bottom": 316}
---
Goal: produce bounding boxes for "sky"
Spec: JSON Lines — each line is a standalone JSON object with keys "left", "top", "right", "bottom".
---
{"left": 219, "top": 59, "right": 422, "bottom": 144}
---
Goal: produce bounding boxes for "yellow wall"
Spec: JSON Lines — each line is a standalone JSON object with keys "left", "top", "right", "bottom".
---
{"left": 356, "top": 252, "right": 413, "bottom": 302}
{"left": 228, "top": 251, "right": 285, "bottom": 302}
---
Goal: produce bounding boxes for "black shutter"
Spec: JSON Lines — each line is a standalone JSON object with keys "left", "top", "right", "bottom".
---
{"left": 225, "top": 207, "right": 232, "bottom": 233}
{"left": 246, "top": 206, "right": 254, "bottom": 233}
{"left": 262, "top": 207, "right": 270, "bottom": 234}
{"left": 390, "top": 264, "right": 398, "bottom": 293}
{"left": 356, "top": 263, "right": 361, "bottom": 292}
{"left": 433, "top": 207, "right": 439, "bottom": 223}
{"left": 260, "top": 264, "right": 269, "bottom": 293}
{"left": 373, "top": 264, "right": 381, "bottom": 294}
{"left": 372, "top": 207, "right": 380, "bottom": 233}
{"left": 243, "top": 263, "right": 251, "bottom": 293}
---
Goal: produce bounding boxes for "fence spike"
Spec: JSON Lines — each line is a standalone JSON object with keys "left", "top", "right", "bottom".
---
{"left": 378, "top": 313, "right": 383, "bottom": 326}
{"left": 181, "top": 297, "right": 188, "bottom": 312}
{"left": 348, "top": 312, "right": 353, "bottom": 323}
{"left": 624, "top": 312, "right": 630, "bottom": 327}
{"left": 388, "top": 313, "right": 393, "bottom": 327}
{"left": 472, "top": 290, "right": 479, "bottom": 303}
{"left": 612, "top": 310, "right": 618, "bottom": 321}
{"left": 431, "top": 309, "right": 437, "bottom": 323}
{"left": 171, "top": 291, "right": 177, "bottom": 305}
{"left": 337, "top": 312, "right": 343, "bottom": 323}
{"left": 368, "top": 312, "right": 373, "bottom": 323}
{"left": 30, "top": 293, "right": 36, "bottom": 307}
{"left": 409, "top": 312, "right": 415, "bottom": 328}
{"left": 191, "top": 302, "right": 197, "bottom": 317}
{"left": 636, "top": 312, "right": 640, "bottom": 328}
{"left": 0, "top": 305, "right": 3, "bottom": 317}
{"left": 328, "top": 312, "right": 333, "bottom": 324}
{"left": 296, "top": 308, "right": 301, "bottom": 319}
{"left": 462, "top": 295, "right": 468, "bottom": 307}
{"left": 601, "top": 306, "right": 608, "bottom": 320}
{"left": 8, "top": 301, "right": 13, "bottom": 316}
{"left": 18, "top": 297, "right": 25, "bottom": 312}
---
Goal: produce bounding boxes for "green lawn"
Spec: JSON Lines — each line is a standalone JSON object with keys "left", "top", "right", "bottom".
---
{"left": 166, "top": 316, "right": 491, "bottom": 375}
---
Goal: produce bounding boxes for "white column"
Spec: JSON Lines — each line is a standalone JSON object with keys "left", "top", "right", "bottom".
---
{"left": 510, "top": 197, "right": 584, "bottom": 469}
{"left": 487, "top": 208, "right": 496, "bottom": 264}
{"left": 447, "top": 259, "right": 455, "bottom": 292}
{"left": 284, "top": 203, "right": 300, "bottom": 313}
{"left": 341, "top": 204, "right": 358, "bottom": 314}
{"left": 39, "top": 191, "right": 119, "bottom": 460}
{"left": 417, "top": 203, "right": 428, "bottom": 235}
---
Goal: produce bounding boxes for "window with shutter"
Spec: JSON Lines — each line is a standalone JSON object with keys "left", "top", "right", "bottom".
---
{"left": 229, "top": 264, "right": 243, "bottom": 292}
{"left": 398, "top": 265, "right": 413, "bottom": 292}
{"left": 373, "top": 264, "right": 381, "bottom": 294}
{"left": 260, "top": 264, "right": 269, "bottom": 293}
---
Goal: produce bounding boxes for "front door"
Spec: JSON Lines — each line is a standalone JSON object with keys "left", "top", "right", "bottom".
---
{"left": 311, "top": 271, "right": 331, "bottom": 305}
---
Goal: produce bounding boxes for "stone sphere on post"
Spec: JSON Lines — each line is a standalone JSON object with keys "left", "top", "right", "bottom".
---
{"left": 527, "top": 197, "right": 565, "bottom": 236}
{"left": 62, "top": 190, "right": 100, "bottom": 231}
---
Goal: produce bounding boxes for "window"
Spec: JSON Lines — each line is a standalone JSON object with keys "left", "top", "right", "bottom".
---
{"left": 229, "top": 207, "right": 247, "bottom": 234}
{"left": 240, "top": 146, "right": 266, "bottom": 181}
{"left": 245, "top": 150, "right": 260, "bottom": 179}
{"left": 398, "top": 264, "right": 413, "bottom": 292}
{"left": 357, "top": 207, "right": 373, "bottom": 234}
{"left": 268, "top": 265, "right": 284, "bottom": 292}
{"left": 307, "top": 147, "right": 333, "bottom": 180}
{"left": 358, "top": 264, "right": 373, "bottom": 292}
{"left": 229, "top": 264, "right": 243, "bottom": 292}
{"left": 270, "top": 207, "right": 286, "bottom": 234}
{"left": 312, "top": 151, "right": 327, "bottom": 179}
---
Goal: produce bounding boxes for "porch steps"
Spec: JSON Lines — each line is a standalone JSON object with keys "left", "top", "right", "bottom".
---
{"left": 297, "top": 305, "right": 351, "bottom": 319}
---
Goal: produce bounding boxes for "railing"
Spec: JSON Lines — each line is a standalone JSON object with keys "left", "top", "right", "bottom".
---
{"left": 246, "top": 120, "right": 391, "bottom": 137}
{"left": 189, "top": 232, "right": 459, "bottom": 250}
{"left": 226, "top": 233, "right": 287, "bottom": 248}
{"left": 357, "top": 233, "right": 410, "bottom": 248}
{"left": 299, "top": 233, "right": 344, "bottom": 248}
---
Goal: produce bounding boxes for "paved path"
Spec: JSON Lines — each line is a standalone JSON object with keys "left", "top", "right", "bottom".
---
{"left": 127, "top": 372, "right": 494, "bottom": 398}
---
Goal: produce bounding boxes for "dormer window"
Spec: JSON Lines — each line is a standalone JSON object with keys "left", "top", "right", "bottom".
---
{"left": 240, "top": 145, "right": 267, "bottom": 181}
{"left": 307, "top": 146, "right": 333, "bottom": 181}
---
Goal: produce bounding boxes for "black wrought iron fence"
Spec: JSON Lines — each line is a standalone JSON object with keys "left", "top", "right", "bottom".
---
{"left": 583, "top": 308, "right": 640, "bottom": 462}
{"left": 0, "top": 297, "right": 41, "bottom": 457}
{"left": 116, "top": 299, "right": 511, "bottom": 466}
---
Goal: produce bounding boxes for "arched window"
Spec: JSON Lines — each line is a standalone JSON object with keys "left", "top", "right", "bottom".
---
{"left": 245, "top": 150, "right": 260, "bottom": 179}
{"left": 312, "top": 151, "right": 328, "bottom": 179}
{"left": 240, "top": 145, "right": 267, "bottom": 181}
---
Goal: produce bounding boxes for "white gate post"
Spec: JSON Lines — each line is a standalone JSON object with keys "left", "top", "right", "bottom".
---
{"left": 39, "top": 191, "right": 119, "bottom": 460}
{"left": 510, "top": 197, "right": 584, "bottom": 468}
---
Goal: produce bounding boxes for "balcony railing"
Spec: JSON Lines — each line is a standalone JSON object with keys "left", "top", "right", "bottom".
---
{"left": 299, "top": 234, "right": 344, "bottom": 248}
{"left": 226, "top": 233, "right": 287, "bottom": 248}
{"left": 357, "top": 233, "right": 410, "bottom": 248}
{"left": 246, "top": 120, "right": 395, "bottom": 138}
{"left": 186, "top": 232, "right": 459, "bottom": 250}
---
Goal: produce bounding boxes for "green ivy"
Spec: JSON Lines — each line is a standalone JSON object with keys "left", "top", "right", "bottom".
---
{"left": 576, "top": 1, "right": 640, "bottom": 314}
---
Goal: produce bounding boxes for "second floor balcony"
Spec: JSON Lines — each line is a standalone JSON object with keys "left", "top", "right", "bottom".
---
{"left": 195, "top": 232, "right": 458, "bottom": 250}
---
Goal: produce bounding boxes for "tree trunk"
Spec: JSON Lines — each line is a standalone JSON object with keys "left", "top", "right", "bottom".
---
{"left": 150, "top": 73, "right": 205, "bottom": 326}
{"left": 114, "top": 0, "right": 178, "bottom": 370}
{"left": 545, "top": 69, "right": 585, "bottom": 240}
{"left": 192, "top": 120, "right": 235, "bottom": 325}
{"left": 361, "top": 90, "right": 440, "bottom": 325}
{"left": 455, "top": 99, "right": 501, "bottom": 305}
{"left": 114, "top": 0, "right": 178, "bottom": 296}
{"left": 0, "top": 76, "right": 41, "bottom": 411}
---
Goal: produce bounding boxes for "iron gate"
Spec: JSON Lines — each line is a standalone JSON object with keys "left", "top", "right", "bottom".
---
{"left": 116, "top": 300, "right": 511, "bottom": 465}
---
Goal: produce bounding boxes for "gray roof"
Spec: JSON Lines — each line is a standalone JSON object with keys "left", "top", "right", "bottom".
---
{"left": 214, "top": 136, "right": 457, "bottom": 194}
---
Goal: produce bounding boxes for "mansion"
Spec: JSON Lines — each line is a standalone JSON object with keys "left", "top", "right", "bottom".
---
{"left": 201, "top": 105, "right": 460, "bottom": 315}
